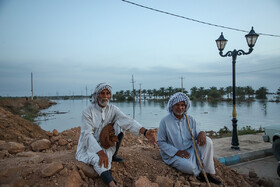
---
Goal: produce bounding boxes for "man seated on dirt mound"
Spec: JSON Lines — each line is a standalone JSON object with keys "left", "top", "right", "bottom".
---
{"left": 157, "top": 92, "right": 221, "bottom": 185}
{"left": 76, "top": 82, "right": 156, "bottom": 187}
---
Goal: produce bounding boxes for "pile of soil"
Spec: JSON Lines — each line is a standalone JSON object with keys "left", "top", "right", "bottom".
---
{"left": 0, "top": 98, "right": 263, "bottom": 186}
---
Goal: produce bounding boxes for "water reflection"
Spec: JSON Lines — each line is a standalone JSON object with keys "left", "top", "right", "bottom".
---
{"left": 36, "top": 99, "right": 280, "bottom": 133}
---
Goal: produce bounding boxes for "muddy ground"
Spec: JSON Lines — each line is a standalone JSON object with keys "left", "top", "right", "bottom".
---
{"left": 0, "top": 98, "right": 268, "bottom": 186}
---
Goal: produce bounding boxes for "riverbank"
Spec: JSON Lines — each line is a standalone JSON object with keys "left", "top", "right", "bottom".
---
{"left": 0, "top": 98, "right": 268, "bottom": 186}
{"left": 0, "top": 97, "right": 56, "bottom": 122}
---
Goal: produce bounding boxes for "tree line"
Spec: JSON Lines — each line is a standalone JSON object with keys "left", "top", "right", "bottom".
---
{"left": 112, "top": 86, "right": 280, "bottom": 102}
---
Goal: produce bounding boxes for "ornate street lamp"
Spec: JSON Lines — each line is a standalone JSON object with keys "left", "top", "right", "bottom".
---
{"left": 215, "top": 27, "right": 259, "bottom": 150}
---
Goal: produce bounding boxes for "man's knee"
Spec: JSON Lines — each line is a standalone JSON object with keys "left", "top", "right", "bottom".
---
{"left": 174, "top": 159, "right": 197, "bottom": 174}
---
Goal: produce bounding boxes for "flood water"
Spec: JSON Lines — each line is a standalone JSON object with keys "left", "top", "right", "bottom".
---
{"left": 35, "top": 98, "right": 280, "bottom": 133}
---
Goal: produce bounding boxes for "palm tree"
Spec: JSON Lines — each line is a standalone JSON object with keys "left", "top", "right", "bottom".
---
{"left": 159, "top": 87, "right": 165, "bottom": 99}
{"left": 244, "top": 86, "right": 255, "bottom": 99}
{"left": 236, "top": 87, "right": 246, "bottom": 100}
{"left": 197, "top": 87, "right": 205, "bottom": 100}
{"left": 255, "top": 87, "right": 268, "bottom": 99}
{"left": 167, "top": 86, "right": 173, "bottom": 97}
{"left": 147, "top": 89, "right": 152, "bottom": 99}
{"left": 219, "top": 87, "right": 226, "bottom": 98}
{"left": 153, "top": 89, "right": 158, "bottom": 99}
{"left": 142, "top": 89, "right": 147, "bottom": 100}
{"left": 225, "top": 86, "right": 232, "bottom": 99}
{"left": 207, "top": 87, "right": 221, "bottom": 100}
{"left": 190, "top": 86, "right": 198, "bottom": 99}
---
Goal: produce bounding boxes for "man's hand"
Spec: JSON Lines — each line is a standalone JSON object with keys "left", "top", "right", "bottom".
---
{"left": 97, "top": 150, "right": 109, "bottom": 168}
{"left": 145, "top": 129, "right": 157, "bottom": 145}
{"left": 176, "top": 150, "right": 190, "bottom": 159}
{"left": 197, "top": 131, "right": 206, "bottom": 146}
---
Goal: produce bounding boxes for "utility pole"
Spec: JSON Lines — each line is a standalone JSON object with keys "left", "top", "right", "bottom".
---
{"left": 85, "top": 86, "right": 88, "bottom": 98}
{"left": 31, "top": 72, "right": 34, "bottom": 100}
{"left": 131, "top": 75, "right": 136, "bottom": 101}
{"left": 180, "top": 76, "right": 184, "bottom": 92}
{"left": 139, "top": 83, "right": 142, "bottom": 102}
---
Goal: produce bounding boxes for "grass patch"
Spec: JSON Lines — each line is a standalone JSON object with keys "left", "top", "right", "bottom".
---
{"left": 207, "top": 125, "right": 264, "bottom": 138}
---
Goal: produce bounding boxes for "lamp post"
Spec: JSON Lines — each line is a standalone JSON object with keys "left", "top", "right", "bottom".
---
{"left": 215, "top": 27, "right": 259, "bottom": 150}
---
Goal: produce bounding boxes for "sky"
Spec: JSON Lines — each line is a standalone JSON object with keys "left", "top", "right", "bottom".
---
{"left": 0, "top": 0, "right": 280, "bottom": 97}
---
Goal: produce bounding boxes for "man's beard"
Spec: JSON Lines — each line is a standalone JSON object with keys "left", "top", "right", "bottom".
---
{"left": 98, "top": 98, "right": 109, "bottom": 107}
{"left": 174, "top": 111, "right": 185, "bottom": 116}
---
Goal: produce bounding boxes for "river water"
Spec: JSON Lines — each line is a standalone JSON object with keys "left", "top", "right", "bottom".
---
{"left": 35, "top": 98, "right": 279, "bottom": 133}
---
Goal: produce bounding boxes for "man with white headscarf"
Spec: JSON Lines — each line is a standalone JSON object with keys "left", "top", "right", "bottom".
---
{"left": 157, "top": 92, "right": 221, "bottom": 185}
{"left": 76, "top": 82, "right": 156, "bottom": 187}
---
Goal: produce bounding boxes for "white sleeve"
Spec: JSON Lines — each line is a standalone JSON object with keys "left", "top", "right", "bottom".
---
{"left": 113, "top": 106, "right": 142, "bottom": 136}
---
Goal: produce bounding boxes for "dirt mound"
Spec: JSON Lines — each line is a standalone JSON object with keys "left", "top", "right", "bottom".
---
{"left": 0, "top": 99, "right": 262, "bottom": 186}
{"left": 0, "top": 107, "right": 49, "bottom": 144}
{"left": 0, "top": 98, "right": 56, "bottom": 115}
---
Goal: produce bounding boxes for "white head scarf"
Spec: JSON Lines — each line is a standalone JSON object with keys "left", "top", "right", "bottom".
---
{"left": 91, "top": 82, "right": 112, "bottom": 104}
{"left": 167, "top": 92, "right": 190, "bottom": 113}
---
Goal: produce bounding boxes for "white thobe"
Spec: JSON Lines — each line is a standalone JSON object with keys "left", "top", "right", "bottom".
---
{"left": 76, "top": 103, "right": 142, "bottom": 175}
{"left": 157, "top": 113, "right": 215, "bottom": 176}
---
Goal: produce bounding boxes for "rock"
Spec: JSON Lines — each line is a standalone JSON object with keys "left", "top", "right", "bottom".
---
{"left": 249, "top": 170, "right": 258, "bottom": 178}
{"left": 0, "top": 167, "right": 19, "bottom": 184}
{"left": 135, "top": 176, "right": 159, "bottom": 187}
{"left": 21, "top": 167, "right": 33, "bottom": 178}
{"left": 174, "top": 181, "right": 183, "bottom": 187}
{"left": 0, "top": 140, "right": 6, "bottom": 146}
{"left": 190, "top": 181, "right": 201, "bottom": 186}
{"left": 65, "top": 170, "right": 84, "bottom": 187}
{"left": 59, "top": 168, "right": 69, "bottom": 177}
{"left": 17, "top": 151, "right": 37, "bottom": 157}
{"left": 58, "top": 139, "right": 68, "bottom": 146}
{"left": 0, "top": 150, "right": 9, "bottom": 159}
{"left": 30, "top": 155, "right": 44, "bottom": 164}
{"left": 41, "top": 162, "right": 63, "bottom": 177}
{"left": 0, "top": 142, "right": 25, "bottom": 154}
{"left": 31, "top": 139, "right": 51, "bottom": 152}
{"left": 76, "top": 162, "right": 98, "bottom": 178}
{"left": 46, "top": 131, "right": 53, "bottom": 137}
{"left": 155, "top": 176, "right": 174, "bottom": 187}
{"left": 78, "top": 169, "right": 86, "bottom": 180}
{"left": 51, "top": 136, "right": 60, "bottom": 143}
{"left": 257, "top": 177, "right": 274, "bottom": 187}
{"left": 53, "top": 129, "right": 59, "bottom": 136}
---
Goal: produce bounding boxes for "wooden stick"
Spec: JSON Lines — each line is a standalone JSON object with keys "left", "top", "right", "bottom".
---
{"left": 185, "top": 113, "right": 211, "bottom": 187}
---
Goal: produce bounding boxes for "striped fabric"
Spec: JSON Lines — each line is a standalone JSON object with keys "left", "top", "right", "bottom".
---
{"left": 91, "top": 82, "right": 112, "bottom": 103}
{"left": 167, "top": 92, "right": 190, "bottom": 113}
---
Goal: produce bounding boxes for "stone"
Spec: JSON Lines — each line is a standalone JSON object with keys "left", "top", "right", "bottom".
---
{"left": 190, "top": 181, "right": 201, "bottom": 186}
{"left": 135, "top": 176, "right": 159, "bottom": 187}
{"left": 65, "top": 170, "right": 84, "bottom": 187}
{"left": 0, "top": 150, "right": 9, "bottom": 159}
{"left": 155, "top": 176, "right": 173, "bottom": 187}
{"left": 53, "top": 129, "right": 59, "bottom": 136}
{"left": 0, "top": 142, "right": 25, "bottom": 154}
{"left": 59, "top": 168, "right": 69, "bottom": 177}
{"left": 31, "top": 139, "right": 51, "bottom": 152}
{"left": 76, "top": 162, "right": 98, "bottom": 178}
{"left": 58, "top": 139, "right": 68, "bottom": 146}
{"left": 46, "top": 131, "right": 53, "bottom": 137}
{"left": 41, "top": 162, "right": 63, "bottom": 177}
{"left": 78, "top": 169, "right": 86, "bottom": 180}
{"left": 30, "top": 155, "right": 44, "bottom": 164}
{"left": 17, "top": 151, "right": 37, "bottom": 157}
{"left": 51, "top": 136, "right": 60, "bottom": 143}
{"left": 249, "top": 170, "right": 258, "bottom": 178}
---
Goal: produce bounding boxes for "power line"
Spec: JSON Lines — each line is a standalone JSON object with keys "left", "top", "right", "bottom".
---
{"left": 238, "top": 66, "right": 280, "bottom": 74}
{"left": 122, "top": 0, "right": 280, "bottom": 38}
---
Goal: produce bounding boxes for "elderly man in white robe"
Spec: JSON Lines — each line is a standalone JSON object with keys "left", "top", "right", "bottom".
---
{"left": 157, "top": 92, "right": 221, "bottom": 185}
{"left": 76, "top": 83, "right": 156, "bottom": 187}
